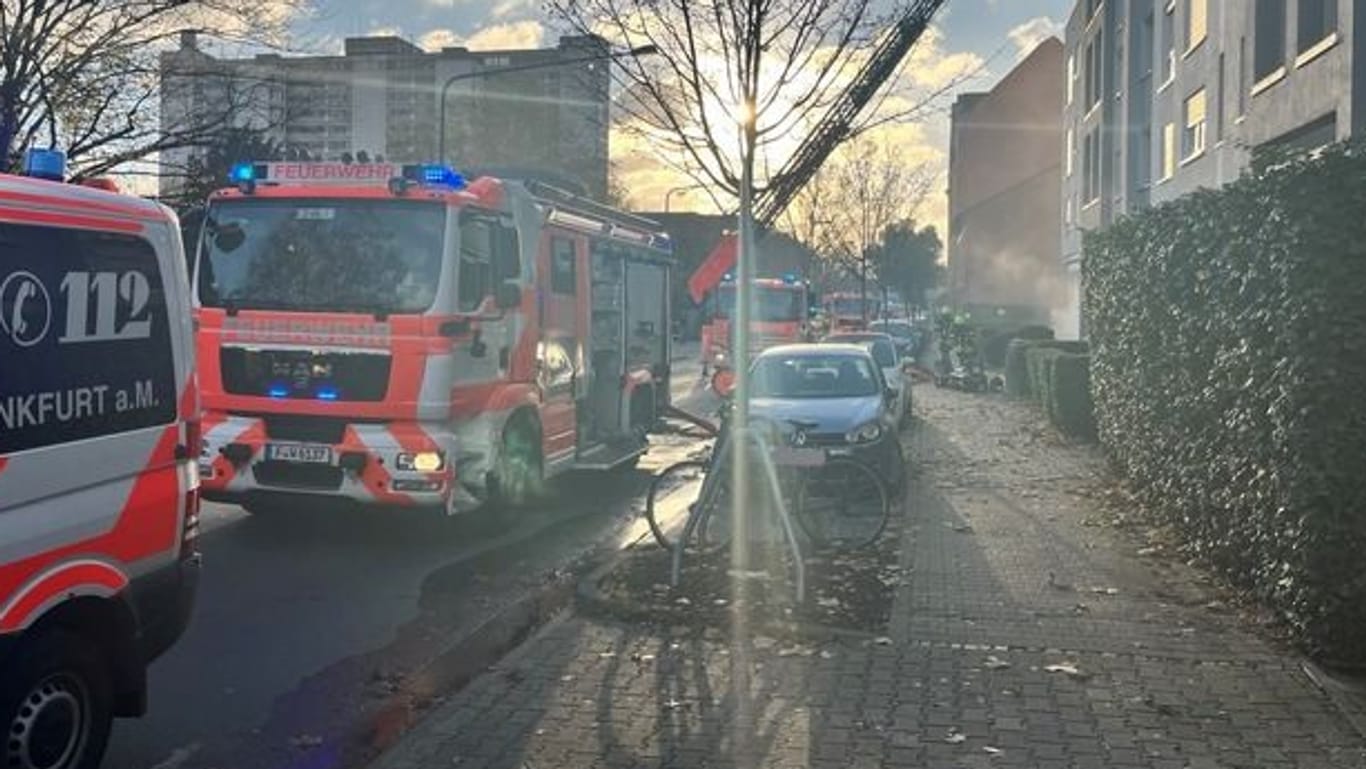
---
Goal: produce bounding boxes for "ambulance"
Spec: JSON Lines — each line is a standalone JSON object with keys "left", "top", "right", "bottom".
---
{"left": 193, "top": 162, "right": 673, "bottom": 514}
{"left": 0, "top": 150, "right": 201, "bottom": 769}
{"left": 699, "top": 275, "right": 814, "bottom": 375}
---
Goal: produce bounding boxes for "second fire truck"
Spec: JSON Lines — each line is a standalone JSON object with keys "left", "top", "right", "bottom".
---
{"left": 699, "top": 275, "right": 814, "bottom": 375}
{"left": 193, "top": 162, "right": 672, "bottom": 514}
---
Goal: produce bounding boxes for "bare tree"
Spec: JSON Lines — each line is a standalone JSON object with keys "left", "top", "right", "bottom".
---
{"left": 549, "top": 0, "right": 963, "bottom": 210}
{"left": 787, "top": 136, "right": 935, "bottom": 306}
{"left": 0, "top": 0, "right": 303, "bottom": 178}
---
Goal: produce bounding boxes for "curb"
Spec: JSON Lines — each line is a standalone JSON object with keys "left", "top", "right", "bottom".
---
{"left": 345, "top": 526, "right": 639, "bottom": 768}
{"left": 1301, "top": 660, "right": 1366, "bottom": 741}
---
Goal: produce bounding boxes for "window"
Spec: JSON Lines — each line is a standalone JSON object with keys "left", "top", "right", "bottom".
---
{"left": 1160, "top": 121, "right": 1177, "bottom": 179}
{"left": 1216, "top": 53, "right": 1226, "bottom": 139}
{"left": 1238, "top": 37, "right": 1248, "bottom": 114}
{"left": 1082, "top": 131, "right": 1101, "bottom": 203}
{"left": 1066, "top": 128, "right": 1075, "bottom": 176}
{"left": 551, "top": 237, "right": 577, "bottom": 295}
{"left": 1160, "top": 4, "right": 1176, "bottom": 83}
{"left": 1066, "top": 54, "right": 1076, "bottom": 105}
{"left": 457, "top": 216, "right": 493, "bottom": 312}
{"left": 1183, "top": 88, "right": 1207, "bottom": 159}
{"left": 1297, "top": 0, "right": 1336, "bottom": 53}
{"left": 1254, "top": 0, "right": 1286, "bottom": 80}
{"left": 1185, "top": 0, "right": 1207, "bottom": 52}
{"left": 1083, "top": 38, "right": 1103, "bottom": 111}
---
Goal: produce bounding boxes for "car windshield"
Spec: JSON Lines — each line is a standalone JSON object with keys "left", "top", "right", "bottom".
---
{"left": 831, "top": 297, "right": 877, "bottom": 317}
{"left": 751, "top": 353, "right": 881, "bottom": 398}
{"left": 714, "top": 285, "right": 802, "bottom": 321}
{"left": 197, "top": 199, "right": 446, "bottom": 314}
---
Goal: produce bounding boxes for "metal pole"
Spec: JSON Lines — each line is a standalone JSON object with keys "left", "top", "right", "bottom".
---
{"left": 733, "top": 106, "right": 757, "bottom": 570}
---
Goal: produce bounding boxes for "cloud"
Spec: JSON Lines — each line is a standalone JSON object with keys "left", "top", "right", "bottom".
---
{"left": 1007, "top": 16, "right": 1063, "bottom": 60}
{"left": 418, "top": 28, "right": 460, "bottom": 51}
{"left": 464, "top": 20, "right": 545, "bottom": 50}
{"left": 906, "top": 26, "right": 986, "bottom": 90}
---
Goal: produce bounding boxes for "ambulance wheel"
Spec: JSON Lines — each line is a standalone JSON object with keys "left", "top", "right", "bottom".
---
{"left": 0, "top": 630, "right": 113, "bottom": 769}
{"left": 491, "top": 413, "right": 543, "bottom": 509}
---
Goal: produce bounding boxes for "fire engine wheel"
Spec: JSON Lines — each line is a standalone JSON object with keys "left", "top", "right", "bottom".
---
{"left": 491, "top": 414, "right": 543, "bottom": 509}
{"left": 0, "top": 630, "right": 112, "bottom": 769}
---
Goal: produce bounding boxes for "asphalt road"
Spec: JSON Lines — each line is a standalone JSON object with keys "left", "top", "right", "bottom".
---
{"left": 104, "top": 353, "right": 707, "bottom": 769}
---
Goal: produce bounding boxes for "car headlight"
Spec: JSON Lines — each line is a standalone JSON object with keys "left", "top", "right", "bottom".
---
{"left": 845, "top": 421, "right": 883, "bottom": 445}
{"left": 395, "top": 451, "right": 445, "bottom": 472}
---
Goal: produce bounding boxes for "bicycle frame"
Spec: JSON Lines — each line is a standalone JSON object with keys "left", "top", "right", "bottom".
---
{"left": 668, "top": 423, "right": 806, "bottom": 603}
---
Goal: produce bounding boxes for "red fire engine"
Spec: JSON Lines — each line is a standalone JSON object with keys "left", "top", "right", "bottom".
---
{"left": 825, "top": 291, "right": 882, "bottom": 333}
{"left": 194, "top": 162, "right": 672, "bottom": 514}
{"left": 699, "top": 275, "right": 814, "bottom": 374}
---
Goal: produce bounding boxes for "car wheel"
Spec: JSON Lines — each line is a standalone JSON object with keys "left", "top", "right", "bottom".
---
{"left": 0, "top": 631, "right": 113, "bottom": 769}
{"left": 490, "top": 413, "right": 543, "bottom": 509}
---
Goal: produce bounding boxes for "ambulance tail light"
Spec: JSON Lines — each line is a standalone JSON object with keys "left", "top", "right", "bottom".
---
{"left": 181, "top": 417, "right": 202, "bottom": 556}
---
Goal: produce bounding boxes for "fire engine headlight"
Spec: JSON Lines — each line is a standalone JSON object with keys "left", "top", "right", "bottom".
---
{"left": 396, "top": 451, "right": 445, "bottom": 472}
{"left": 712, "top": 351, "right": 728, "bottom": 367}
{"left": 845, "top": 421, "right": 883, "bottom": 445}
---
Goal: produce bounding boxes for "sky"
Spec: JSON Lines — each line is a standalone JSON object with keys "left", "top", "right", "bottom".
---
{"left": 276, "top": 0, "right": 1074, "bottom": 234}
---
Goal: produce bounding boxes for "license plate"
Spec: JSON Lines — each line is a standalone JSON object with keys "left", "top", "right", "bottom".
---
{"left": 266, "top": 443, "right": 333, "bottom": 464}
{"left": 772, "top": 447, "right": 827, "bottom": 467}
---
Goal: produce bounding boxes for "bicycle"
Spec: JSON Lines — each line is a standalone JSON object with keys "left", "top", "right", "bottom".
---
{"left": 645, "top": 403, "right": 891, "bottom": 555}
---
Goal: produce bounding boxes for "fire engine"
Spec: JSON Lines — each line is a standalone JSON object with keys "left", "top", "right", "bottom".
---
{"left": 193, "top": 162, "right": 673, "bottom": 515}
{"left": 825, "top": 291, "right": 882, "bottom": 333}
{"left": 1, "top": 149, "right": 200, "bottom": 769}
{"left": 699, "top": 274, "right": 814, "bottom": 374}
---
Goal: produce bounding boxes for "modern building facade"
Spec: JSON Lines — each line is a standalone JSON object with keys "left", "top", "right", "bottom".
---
{"left": 158, "top": 32, "right": 610, "bottom": 198}
{"left": 947, "top": 38, "right": 1066, "bottom": 328}
{"left": 1061, "top": 0, "right": 1363, "bottom": 337}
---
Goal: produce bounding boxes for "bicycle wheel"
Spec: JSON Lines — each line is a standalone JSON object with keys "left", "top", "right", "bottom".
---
{"left": 795, "top": 457, "right": 890, "bottom": 550}
{"left": 645, "top": 460, "right": 708, "bottom": 550}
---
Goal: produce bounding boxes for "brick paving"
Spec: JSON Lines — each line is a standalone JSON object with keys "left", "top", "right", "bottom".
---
{"left": 373, "top": 385, "right": 1366, "bottom": 769}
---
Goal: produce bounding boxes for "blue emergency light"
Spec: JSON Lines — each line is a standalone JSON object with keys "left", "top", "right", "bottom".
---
{"left": 401, "top": 164, "right": 466, "bottom": 189}
{"left": 267, "top": 386, "right": 289, "bottom": 399}
{"left": 315, "top": 387, "right": 339, "bottom": 401}
{"left": 782, "top": 272, "right": 799, "bottom": 285}
{"left": 228, "top": 162, "right": 259, "bottom": 183}
{"left": 24, "top": 148, "right": 66, "bottom": 181}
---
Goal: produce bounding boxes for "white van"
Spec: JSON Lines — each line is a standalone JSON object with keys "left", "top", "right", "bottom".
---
{"left": 0, "top": 153, "right": 201, "bottom": 769}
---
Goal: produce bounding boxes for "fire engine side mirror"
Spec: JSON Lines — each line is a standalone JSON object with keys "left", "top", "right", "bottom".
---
{"left": 496, "top": 283, "right": 522, "bottom": 310}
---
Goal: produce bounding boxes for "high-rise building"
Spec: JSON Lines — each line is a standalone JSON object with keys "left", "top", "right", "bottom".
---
{"left": 1060, "top": 0, "right": 1365, "bottom": 337}
{"left": 158, "top": 32, "right": 610, "bottom": 199}
{"left": 947, "top": 39, "right": 1066, "bottom": 328}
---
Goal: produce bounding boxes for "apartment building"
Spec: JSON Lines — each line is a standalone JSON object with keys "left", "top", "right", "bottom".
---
{"left": 947, "top": 39, "right": 1066, "bottom": 327}
{"left": 1059, "top": 0, "right": 1362, "bottom": 338}
{"left": 158, "top": 32, "right": 610, "bottom": 198}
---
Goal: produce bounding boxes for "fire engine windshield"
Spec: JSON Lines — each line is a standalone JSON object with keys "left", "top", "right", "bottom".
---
{"left": 197, "top": 199, "right": 446, "bottom": 314}
{"left": 831, "top": 297, "right": 877, "bottom": 317}
{"left": 714, "top": 285, "right": 802, "bottom": 322}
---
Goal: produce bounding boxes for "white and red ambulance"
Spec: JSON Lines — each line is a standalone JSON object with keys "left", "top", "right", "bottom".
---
{"left": 0, "top": 150, "right": 201, "bottom": 769}
{"left": 193, "top": 162, "right": 673, "bottom": 515}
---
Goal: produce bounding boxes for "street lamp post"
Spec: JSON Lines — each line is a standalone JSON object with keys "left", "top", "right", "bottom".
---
{"left": 437, "top": 44, "right": 658, "bottom": 165}
{"left": 663, "top": 183, "right": 702, "bottom": 212}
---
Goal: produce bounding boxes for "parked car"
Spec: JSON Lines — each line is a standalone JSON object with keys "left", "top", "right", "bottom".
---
{"left": 749, "top": 344, "right": 906, "bottom": 491}
{"left": 823, "top": 332, "right": 913, "bottom": 426}
{"left": 869, "top": 319, "right": 919, "bottom": 359}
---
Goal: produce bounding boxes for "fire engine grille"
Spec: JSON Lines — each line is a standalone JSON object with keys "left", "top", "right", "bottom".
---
{"left": 220, "top": 348, "right": 391, "bottom": 402}
{"left": 252, "top": 461, "right": 343, "bottom": 491}
{"left": 261, "top": 415, "right": 350, "bottom": 445}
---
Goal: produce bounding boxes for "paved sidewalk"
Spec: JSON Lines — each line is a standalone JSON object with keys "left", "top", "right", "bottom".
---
{"left": 373, "top": 386, "right": 1366, "bottom": 769}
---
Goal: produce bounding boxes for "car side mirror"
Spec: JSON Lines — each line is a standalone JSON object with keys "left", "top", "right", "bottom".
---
{"left": 496, "top": 283, "right": 522, "bottom": 310}
{"left": 885, "top": 387, "right": 898, "bottom": 404}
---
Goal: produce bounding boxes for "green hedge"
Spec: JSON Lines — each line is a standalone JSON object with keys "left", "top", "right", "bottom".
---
{"left": 983, "top": 325, "right": 1054, "bottom": 368}
{"left": 1006, "top": 339, "right": 1087, "bottom": 398}
{"left": 1084, "top": 140, "right": 1366, "bottom": 665}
